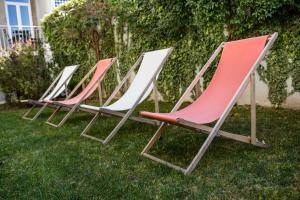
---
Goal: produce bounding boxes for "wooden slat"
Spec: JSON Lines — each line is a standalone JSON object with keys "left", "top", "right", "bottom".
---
{"left": 176, "top": 119, "right": 251, "bottom": 144}
{"left": 198, "top": 125, "right": 251, "bottom": 144}
{"left": 50, "top": 101, "right": 73, "bottom": 108}
{"left": 100, "top": 108, "right": 158, "bottom": 125}
{"left": 142, "top": 153, "right": 186, "bottom": 173}
{"left": 250, "top": 72, "right": 256, "bottom": 144}
{"left": 81, "top": 133, "right": 105, "bottom": 143}
{"left": 79, "top": 107, "right": 158, "bottom": 125}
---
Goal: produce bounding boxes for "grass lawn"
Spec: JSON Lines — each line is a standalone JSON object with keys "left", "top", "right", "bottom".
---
{"left": 0, "top": 102, "right": 299, "bottom": 199}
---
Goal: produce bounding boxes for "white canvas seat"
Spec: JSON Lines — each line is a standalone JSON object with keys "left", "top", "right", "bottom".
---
{"left": 80, "top": 48, "right": 173, "bottom": 144}
{"left": 43, "top": 65, "right": 79, "bottom": 101}
{"left": 22, "top": 65, "right": 79, "bottom": 120}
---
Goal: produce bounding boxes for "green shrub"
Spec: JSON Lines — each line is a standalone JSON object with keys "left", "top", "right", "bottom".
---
{"left": 0, "top": 43, "right": 51, "bottom": 103}
{"left": 42, "top": 0, "right": 300, "bottom": 105}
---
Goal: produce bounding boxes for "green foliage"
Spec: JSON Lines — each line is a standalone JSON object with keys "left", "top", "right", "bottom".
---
{"left": 42, "top": 0, "right": 300, "bottom": 105}
{"left": 256, "top": 16, "right": 300, "bottom": 106}
{"left": 0, "top": 43, "right": 50, "bottom": 103}
{"left": 42, "top": 0, "right": 119, "bottom": 94}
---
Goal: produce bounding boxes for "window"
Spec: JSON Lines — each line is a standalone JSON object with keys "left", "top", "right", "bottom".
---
{"left": 5, "top": 0, "right": 32, "bottom": 27}
{"left": 6, "top": 0, "right": 29, "bottom": 3}
{"left": 54, "top": 0, "right": 69, "bottom": 7}
{"left": 5, "top": 0, "right": 33, "bottom": 42}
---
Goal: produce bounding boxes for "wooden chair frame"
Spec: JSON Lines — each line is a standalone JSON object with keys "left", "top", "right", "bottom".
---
{"left": 44, "top": 58, "right": 117, "bottom": 128}
{"left": 141, "top": 33, "right": 278, "bottom": 175}
{"left": 80, "top": 48, "right": 174, "bottom": 144}
{"left": 22, "top": 65, "right": 79, "bottom": 120}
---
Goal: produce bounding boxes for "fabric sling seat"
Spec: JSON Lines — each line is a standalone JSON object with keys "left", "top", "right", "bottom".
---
{"left": 22, "top": 64, "right": 79, "bottom": 120}
{"left": 43, "top": 58, "right": 116, "bottom": 127}
{"left": 79, "top": 48, "right": 173, "bottom": 144}
{"left": 141, "top": 36, "right": 265, "bottom": 124}
{"left": 140, "top": 33, "right": 278, "bottom": 175}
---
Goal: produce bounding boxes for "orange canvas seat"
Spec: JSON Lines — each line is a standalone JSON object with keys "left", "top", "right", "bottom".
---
{"left": 141, "top": 36, "right": 268, "bottom": 125}
{"left": 43, "top": 58, "right": 116, "bottom": 127}
{"left": 46, "top": 59, "right": 113, "bottom": 106}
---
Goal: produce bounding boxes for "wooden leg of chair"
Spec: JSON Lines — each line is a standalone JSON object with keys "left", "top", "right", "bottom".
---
{"left": 141, "top": 123, "right": 189, "bottom": 174}
{"left": 80, "top": 113, "right": 107, "bottom": 143}
{"left": 81, "top": 113, "right": 100, "bottom": 137}
{"left": 22, "top": 105, "right": 36, "bottom": 120}
{"left": 98, "top": 81, "right": 103, "bottom": 106}
{"left": 250, "top": 72, "right": 256, "bottom": 144}
{"left": 46, "top": 106, "right": 61, "bottom": 124}
{"left": 142, "top": 123, "right": 167, "bottom": 154}
{"left": 32, "top": 103, "right": 48, "bottom": 120}
{"left": 56, "top": 106, "right": 77, "bottom": 127}
{"left": 185, "top": 127, "right": 220, "bottom": 175}
{"left": 102, "top": 112, "right": 132, "bottom": 144}
{"left": 153, "top": 80, "right": 160, "bottom": 125}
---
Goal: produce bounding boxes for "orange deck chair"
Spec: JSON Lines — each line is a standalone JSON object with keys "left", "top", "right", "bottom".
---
{"left": 140, "top": 33, "right": 278, "bottom": 175}
{"left": 43, "top": 58, "right": 116, "bottom": 127}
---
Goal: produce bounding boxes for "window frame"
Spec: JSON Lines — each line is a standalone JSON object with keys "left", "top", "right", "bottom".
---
{"left": 5, "top": 0, "right": 33, "bottom": 27}
{"left": 4, "top": 0, "right": 34, "bottom": 38}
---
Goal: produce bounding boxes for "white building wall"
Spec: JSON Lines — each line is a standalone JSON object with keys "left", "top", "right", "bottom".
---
{"left": 0, "top": 91, "right": 5, "bottom": 104}
{"left": 282, "top": 76, "right": 300, "bottom": 109}
{"left": 34, "top": 0, "right": 54, "bottom": 24}
{"left": 238, "top": 71, "right": 272, "bottom": 107}
{"left": 237, "top": 72, "right": 300, "bottom": 109}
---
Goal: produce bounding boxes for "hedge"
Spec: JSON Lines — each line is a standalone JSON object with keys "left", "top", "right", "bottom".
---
{"left": 0, "top": 43, "right": 51, "bottom": 103}
{"left": 42, "top": 0, "right": 300, "bottom": 105}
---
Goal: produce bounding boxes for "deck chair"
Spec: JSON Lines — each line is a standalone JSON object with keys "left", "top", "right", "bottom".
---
{"left": 79, "top": 48, "right": 173, "bottom": 144}
{"left": 140, "top": 33, "right": 278, "bottom": 175}
{"left": 43, "top": 58, "right": 116, "bottom": 127}
{"left": 22, "top": 65, "right": 79, "bottom": 120}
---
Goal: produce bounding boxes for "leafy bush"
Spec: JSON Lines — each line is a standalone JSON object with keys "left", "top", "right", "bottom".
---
{"left": 0, "top": 43, "right": 51, "bottom": 103}
{"left": 42, "top": 0, "right": 300, "bottom": 105}
{"left": 42, "top": 0, "right": 119, "bottom": 94}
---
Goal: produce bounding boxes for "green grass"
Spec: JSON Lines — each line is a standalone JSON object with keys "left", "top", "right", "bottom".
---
{"left": 0, "top": 102, "right": 299, "bottom": 199}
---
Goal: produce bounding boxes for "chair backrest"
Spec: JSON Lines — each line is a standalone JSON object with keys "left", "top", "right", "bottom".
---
{"left": 43, "top": 65, "right": 79, "bottom": 101}
{"left": 176, "top": 35, "right": 269, "bottom": 124}
{"left": 58, "top": 58, "right": 114, "bottom": 105}
{"left": 103, "top": 48, "right": 172, "bottom": 111}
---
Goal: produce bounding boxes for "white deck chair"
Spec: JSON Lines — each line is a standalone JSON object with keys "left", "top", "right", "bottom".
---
{"left": 79, "top": 48, "right": 173, "bottom": 144}
{"left": 22, "top": 65, "right": 79, "bottom": 120}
